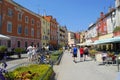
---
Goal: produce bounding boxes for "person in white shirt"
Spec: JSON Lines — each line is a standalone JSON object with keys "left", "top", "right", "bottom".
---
{"left": 32, "top": 45, "right": 38, "bottom": 61}
{"left": 27, "top": 45, "right": 33, "bottom": 61}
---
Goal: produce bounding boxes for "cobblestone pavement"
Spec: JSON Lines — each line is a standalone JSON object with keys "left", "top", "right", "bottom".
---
{"left": 53, "top": 50, "right": 118, "bottom": 80}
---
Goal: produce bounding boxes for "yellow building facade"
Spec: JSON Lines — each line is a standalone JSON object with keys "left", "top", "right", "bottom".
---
{"left": 41, "top": 17, "right": 50, "bottom": 47}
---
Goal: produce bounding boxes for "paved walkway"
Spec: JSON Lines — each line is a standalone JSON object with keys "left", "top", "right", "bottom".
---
{"left": 54, "top": 50, "right": 119, "bottom": 80}
{"left": 0, "top": 54, "right": 28, "bottom": 71}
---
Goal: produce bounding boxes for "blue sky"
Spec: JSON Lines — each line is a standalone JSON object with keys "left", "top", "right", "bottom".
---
{"left": 13, "top": 0, "right": 115, "bottom": 32}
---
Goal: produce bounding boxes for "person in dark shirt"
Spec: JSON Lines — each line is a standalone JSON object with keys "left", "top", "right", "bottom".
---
{"left": 84, "top": 46, "right": 89, "bottom": 61}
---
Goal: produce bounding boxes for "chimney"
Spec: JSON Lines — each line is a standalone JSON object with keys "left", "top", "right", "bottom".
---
{"left": 100, "top": 12, "right": 104, "bottom": 17}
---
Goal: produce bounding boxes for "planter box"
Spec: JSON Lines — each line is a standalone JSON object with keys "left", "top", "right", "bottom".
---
{"left": 113, "top": 31, "right": 120, "bottom": 36}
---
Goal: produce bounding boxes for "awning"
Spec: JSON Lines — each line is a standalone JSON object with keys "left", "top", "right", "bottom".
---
{"left": 94, "top": 37, "right": 120, "bottom": 44}
{"left": 0, "top": 34, "right": 10, "bottom": 40}
{"left": 110, "top": 37, "right": 120, "bottom": 42}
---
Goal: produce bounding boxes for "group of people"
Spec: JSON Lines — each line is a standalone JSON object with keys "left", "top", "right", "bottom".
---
{"left": 27, "top": 45, "right": 38, "bottom": 61}
{"left": 72, "top": 45, "right": 89, "bottom": 62}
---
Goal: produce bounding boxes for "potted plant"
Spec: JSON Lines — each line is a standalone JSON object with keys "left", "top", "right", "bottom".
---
{"left": 89, "top": 49, "right": 97, "bottom": 60}
{"left": 0, "top": 46, "right": 7, "bottom": 60}
{"left": 107, "top": 52, "right": 114, "bottom": 57}
{"left": 113, "top": 26, "right": 120, "bottom": 36}
{"left": 14, "top": 48, "right": 23, "bottom": 58}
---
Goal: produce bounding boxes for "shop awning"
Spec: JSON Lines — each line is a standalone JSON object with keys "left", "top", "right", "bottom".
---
{"left": 94, "top": 37, "right": 120, "bottom": 44}
{"left": 110, "top": 37, "right": 120, "bottom": 42}
{"left": 0, "top": 34, "right": 10, "bottom": 40}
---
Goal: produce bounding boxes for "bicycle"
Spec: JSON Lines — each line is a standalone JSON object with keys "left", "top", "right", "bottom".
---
{"left": 0, "top": 61, "right": 8, "bottom": 80}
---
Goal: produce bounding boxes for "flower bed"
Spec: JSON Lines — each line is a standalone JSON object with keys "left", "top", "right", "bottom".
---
{"left": 5, "top": 64, "right": 53, "bottom": 80}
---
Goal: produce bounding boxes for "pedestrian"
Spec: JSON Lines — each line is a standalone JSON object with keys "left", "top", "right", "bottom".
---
{"left": 27, "top": 45, "right": 33, "bottom": 61}
{"left": 84, "top": 46, "right": 89, "bottom": 61}
{"left": 79, "top": 46, "right": 84, "bottom": 62}
{"left": 101, "top": 51, "right": 107, "bottom": 64}
{"left": 72, "top": 45, "right": 78, "bottom": 62}
{"left": 32, "top": 45, "right": 38, "bottom": 61}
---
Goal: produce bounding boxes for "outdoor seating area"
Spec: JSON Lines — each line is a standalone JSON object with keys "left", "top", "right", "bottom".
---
{"left": 95, "top": 51, "right": 119, "bottom": 66}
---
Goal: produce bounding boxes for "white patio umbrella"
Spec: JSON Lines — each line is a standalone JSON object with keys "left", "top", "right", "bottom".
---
{"left": 0, "top": 34, "right": 10, "bottom": 40}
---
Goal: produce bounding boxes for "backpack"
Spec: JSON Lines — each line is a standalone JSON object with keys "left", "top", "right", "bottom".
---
{"left": 84, "top": 48, "right": 88, "bottom": 53}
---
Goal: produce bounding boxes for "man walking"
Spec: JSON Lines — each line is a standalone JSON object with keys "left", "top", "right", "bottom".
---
{"left": 72, "top": 45, "right": 78, "bottom": 62}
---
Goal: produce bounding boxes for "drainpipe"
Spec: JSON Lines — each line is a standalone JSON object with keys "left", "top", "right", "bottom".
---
{"left": 0, "top": 0, "right": 3, "bottom": 33}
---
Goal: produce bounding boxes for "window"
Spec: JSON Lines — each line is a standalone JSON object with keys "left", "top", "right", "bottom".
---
{"left": 0, "top": 0, "right": 2, "bottom": 2}
{"left": 0, "top": 40, "right": 1, "bottom": 46}
{"left": 37, "top": 43, "right": 39, "bottom": 47}
{"left": 18, "top": 24, "right": 22, "bottom": 34}
{"left": 0, "top": 15, "right": 1, "bottom": 27}
{"left": 43, "top": 20, "right": 45, "bottom": 25}
{"left": 31, "top": 19, "right": 34, "bottom": 25}
{"left": 31, "top": 42, "right": 34, "bottom": 46}
{"left": 25, "top": 41, "right": 28, "bottom": 48}
{"left": 37, "top": 21, "right": 40, "bottom": 27}
{"left": 18, "top": 13, "right": 22, "bottom": 21}
{"left": 31, "top": 28, "right": 34, "bottom": 36}
{"left": 48, "top": 29, "right": 50, "bottom": 35}
{"left": 37, "top": 29, "right": 40, "bottom": 38}
{"left": 8, "top": 8, "right": 13, "bottom": 17}
{"left": 7, "top": 21, "right": 12, "bottom": 33}
{"left": 24, "top": 26, "right": 28, "bottom": 35}
{"left": 7, "top": 40, "right": 11, "bottom": 48}
{"left": 17, "top": 41, "right": 20, "bottom": 47}
{"left": 25, "top": 16, "right": 28, "bottom": 23}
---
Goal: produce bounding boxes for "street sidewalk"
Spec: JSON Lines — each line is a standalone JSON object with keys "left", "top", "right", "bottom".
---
{"left": 0, "top": 54, "right": 28, "bottom": 71}
{"left": 53, "top": 50, "right": 118, "bottom": 80}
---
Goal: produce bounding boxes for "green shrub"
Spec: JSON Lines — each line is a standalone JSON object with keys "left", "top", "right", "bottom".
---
{"left": 113, "top": 26, "right": 120, "bottom": 33}
{"left": 14, "top": 48, "right": 24, "bottom": 53}
{"left": 89, "top": 49, "right": 97, "bottom": 57}
{"left": 0, "top": 46, "right": 7, "bottom": 53}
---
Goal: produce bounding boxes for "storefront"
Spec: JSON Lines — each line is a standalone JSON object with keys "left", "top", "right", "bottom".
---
{"left": 94, "top": 37, "right": 120, "bottom": 53}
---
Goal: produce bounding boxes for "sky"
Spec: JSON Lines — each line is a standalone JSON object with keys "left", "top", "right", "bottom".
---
{"left": 13, "top": 0, "right": 115, "bottom": 32}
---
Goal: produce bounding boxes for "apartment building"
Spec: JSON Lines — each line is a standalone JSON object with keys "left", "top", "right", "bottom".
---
{"left": 43, "top": 16, "right": 58, "bottom": 49}
{"left": 0, "top": 0, "right": 41, "bottom": 50}
{"left": 68, "top": 31, "right": 75, "bottom": 47}
{"left": 41, "top": 16, "right": 50, "bottom": 47}
{"left": 58, "top": 25, "right": 68, "bottom": 47}
{"left": 74, "top": 32, "right": 80, "bottom": 44}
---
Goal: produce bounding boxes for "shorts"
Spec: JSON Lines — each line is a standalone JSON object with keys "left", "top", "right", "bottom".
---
{"left": 73, "top": 54, "right": 77, "bottom": 57}
{"left": 84, "top": 52, "right": 88, "bottom": 55}
{"left": 102, "top": 57, "right": 106, "bottom": 61}
{"left": 80, "top": 54, "right": 83, "bottom": 57}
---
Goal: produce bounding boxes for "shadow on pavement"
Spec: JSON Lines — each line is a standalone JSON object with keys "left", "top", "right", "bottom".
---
{"left": 7, "top": 57, "right": 27, "bottom": 60}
